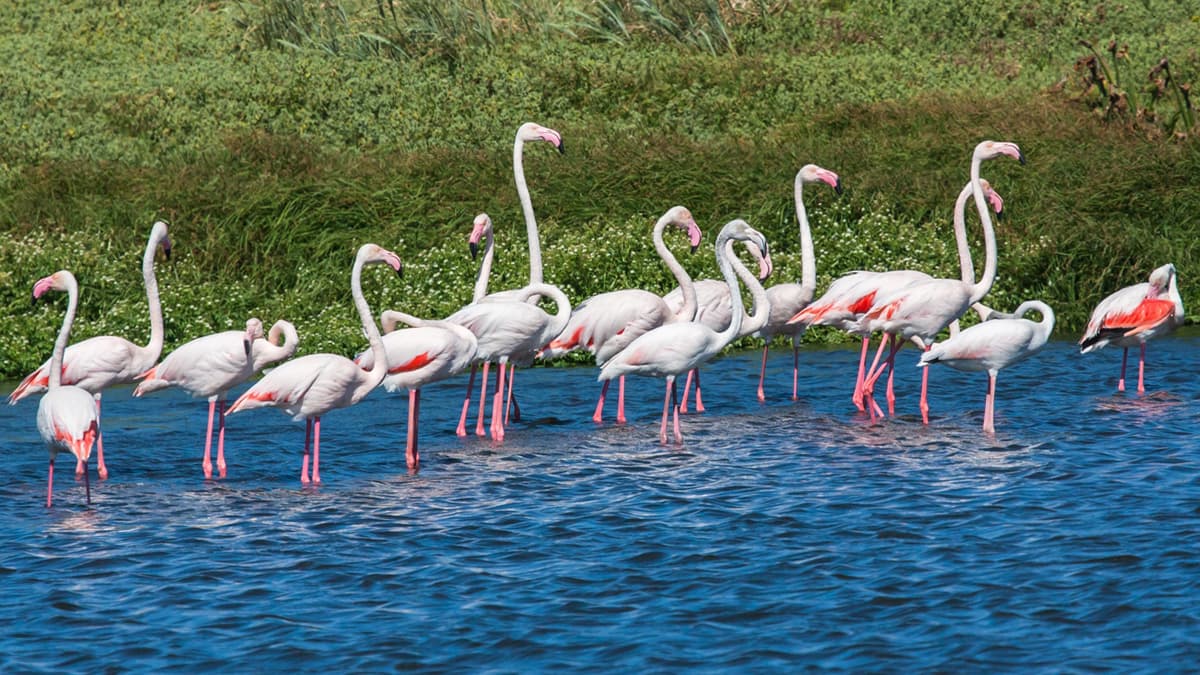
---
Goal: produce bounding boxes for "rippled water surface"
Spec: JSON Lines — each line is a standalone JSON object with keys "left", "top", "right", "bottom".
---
{"left": 3, "top": 334, "right": 1200, "bottom": 671}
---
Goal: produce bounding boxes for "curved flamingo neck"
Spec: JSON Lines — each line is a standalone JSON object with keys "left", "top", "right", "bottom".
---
{"left": 1167, "top": 272, "right": 1184, "bottom": 320}
{"left": 714, "top": 235, "right": 745, "bottom": 346}
{"left": 254, "top": 320, "right": 298, "bottom": 370}
{"left": 513, "top": 134, "right": 542, "bottom": 290}
{"left": 143, "top": 229, "right": 166, "bottom": 360}
{"left": 512, "top": 282, "right": 572, "bottom": 339}
{"left": 49, "top": 275, "right": 80, "bottom": 390}
{"left": 351, "top": 252, "right": 388, "bottom": 397}
{"left": 794, "top": 175, "right": 817, "bottom": 293}
{"left": 969, "top": 157, "right": 998, "bottom": 305}
{"left": 654, "top": 216, "right": 697, "bottom": 323}
{"left": 473, "top": 228, "right": 495, "bottom": 303}
{"left": 952, "top": 181, "right": 976, "bottom": 286}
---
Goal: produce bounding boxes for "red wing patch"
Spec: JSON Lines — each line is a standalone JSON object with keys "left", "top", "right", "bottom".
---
{"left": 389, "top": 352, "right": 435, "bottom": 374}
{"left": 548, "top": 326, "right": 585, "bottom": 351}
{"left": 845, "top": 291, "right": 877, "bottom": 315}
{"left": 1103, "top": 299, "right": 1174, "bottom": 331}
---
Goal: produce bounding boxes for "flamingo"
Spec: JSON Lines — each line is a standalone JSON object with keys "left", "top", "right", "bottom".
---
{"left": 753, "top": 164, "right": 843, "bottom": 402}
{"left": 918, "top": 300, "right": 1055, "bottom": 433}
{"left": 599, "top": 219, "right": 769, "bottom": 443}
{"left": 663, "top": 236, "right": 772, "bottom": 413}
{"left": 31, "top": 271, "right": 99, "bottom": 508}
{"left": 539, "top": 205, "right": 703, "bottom": 424}
{"left": 1079, "top": 263, "right": 1184, "bottom": 393}
{"left": 354, "top": 310, "right": 477, "bottom": 468}
{"left": 9, "top": 220, "right": 171, "bottom": 480}
{"left": 226, "top": 244, "right": 402, "bottom": 483}
{"left": 446, "top": 282, "right": 572, "bottom": 442}
{"left": 459, "top": 122, "right": 564, "bottom": 429}
{"left": 851, "top": 140, "right": 1025, "bottom": 423}
{"left": 134, "top": 318, "right": 299, "bottom": 478}
{"left": 788, "top": 178, "right": 1005, "bottom": 413}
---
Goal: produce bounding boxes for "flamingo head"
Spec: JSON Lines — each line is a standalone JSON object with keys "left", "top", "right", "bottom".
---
{"left": 152, "top": 220, "right": 172, "bottom": 260}
{"left": 244, "top": 318, "right": 265, "bottom": 356}
{"left": 468, "top": 213, "right": 492, "bottom": 260}
{"left": 744, "top": 241, "right": 774, "bottom": 281}
{"left": 980, "top": 179, "right": 1004, "bottom": 220}
{"left": 359, "top": 244, "right": 404, "bottom": 277}
{"left": 798, "top": 164, "right": 843, "bottom": 195}
{"left": 1147, "top": 263, "right": 1177, "bottom": 296}
{"left": 518, "top": 122, "right": 564, "bottom": 154}
{"left": 718, "top": 220, "right": 771, "bottom": 276}
{"left": 31, "top": 270, "right": 75, "bottom": 303}
{"left": 974, "top": 140, "right": 1025, "bottom": 165}
{"left": 664, "top": 206, "right": 703, "bottom": 253}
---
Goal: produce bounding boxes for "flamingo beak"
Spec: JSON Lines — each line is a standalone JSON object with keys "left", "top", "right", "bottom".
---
{"left": 469, "top": 241, "right": 479, "bottom": 260}
{"left": 557, "top": 141, "right": 565, "bottom": 155}
{"left": 834, "top": 178, "right": 844, "bottom": 195}
{"left": 690, "top": 244, "right": 699, "bottom": 254}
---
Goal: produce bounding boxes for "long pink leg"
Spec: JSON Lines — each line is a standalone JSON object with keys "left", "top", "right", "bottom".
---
{"left": 862, "top": 336, "right": 893, "bottom": 419}
{"left": 47, "top": 457, "right": 54, "bottom": 508}
{"left": 659, "top": 379, "right": 672, "bottom": 443}
{"left": 792, "top": 342, "right": 800, "bottom": 401}
{"left": 475, "top": 362, "right": 491, "bottom": 436}
{"left": 202, "top": 398, "right": 217, "bottom": 479}
{"left": 886, "top": 335, "right": 900, "bottom": 416}
{"left": 852, "top": 336, "right": 870, "bottom": 411}
{"left": 1137, "top": 343, "right": 1146, "bottom": 394}
{"left": 407, "top": 389, "right": 420, "bottom": 468}
{"left": 616, "top": 376, "right": 627, "bottom": 424}
{"left": 758, "top": 345, "right": 769, "bottom": 402}
{"left": 679, "top": 370, "right": 693, "bottom": 413}
{"left": 301, "top": 418, "right": 312, "bottom": 484}
{"left": 504, "top": 367, "right": 517, "bottom": 425}
{"left": 456, "top": 364, "right": 477, "bottom": 437}
{"left": 310, "top": 416, "right": 322, "bottom": 484}
{"left": 693, "top": 370, "right": 705, "bottom": 413}
{"left": 593, "top": 380, "right": 610, "bottom": 423}
{"left": 672, "top": 380, "right": 683, "bottom": 442}
{"left": 216, "top": 398, "right": 228, "bottom": 478}
{"left": 983, "top": 372, "right": 997, "bottom": 433}
{"left": 1118, "top": 347, "right": 1128, "bottom": 392}
{"left": 95, "top": 394, "right": 108, "bottom": 480}
{"left": 491, "top": 362, "right": 507, "bottom": 442}
{"left": 919, "top": 344, "right": 932, "bottom": 424}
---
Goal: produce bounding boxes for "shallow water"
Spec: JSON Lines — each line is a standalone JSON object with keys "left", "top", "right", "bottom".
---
{"left": 3, "top": 334, "right": 1199, "bottom": 671}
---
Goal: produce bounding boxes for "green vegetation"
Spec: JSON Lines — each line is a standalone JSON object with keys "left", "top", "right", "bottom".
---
{"left": 1, "top": 1, "right": 1198, "bottom": 378}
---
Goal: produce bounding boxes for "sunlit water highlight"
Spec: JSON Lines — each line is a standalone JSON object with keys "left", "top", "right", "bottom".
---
{"left": 2, "top": 335, "right": 1199, "bottom": 670}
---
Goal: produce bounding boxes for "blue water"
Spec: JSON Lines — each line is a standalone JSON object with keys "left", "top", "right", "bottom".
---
{"left": 2, "top": 334, "right": 1199, "bottom": 671}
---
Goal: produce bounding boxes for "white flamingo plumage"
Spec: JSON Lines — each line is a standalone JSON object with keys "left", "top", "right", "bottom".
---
{"left": 134, "top": 318, "right": 299, "bottom": 478}
{"left": 851, "top": 140, "right": 1025, "bottom": 423}
{"left": 753, "top": 164, "right": 842, "bottom": 402}
{"left": 9, "top": 220, "right": 171, "bottom": 480}
{"left": 540, "top": 205, "right": 703, "bottom": 424}
{"left": 354, "top": 310, "right": 478, "bottom": 468}
{"left": 919, "top": 300, "right": 1055, "bottom": 433}
{"left": 226, "top": 244, "right": 402, "bottom": 483}
{"left": 599, "top": 219, "right": 769, "bottom": 443}
{"left": 446, "top": 282, "right": 572, "bottom": 442}
{"left": 1079, "top": 263, "right": 1184, "bottom": 393}
{"left": 32, "top": 271, "right": 99, "bottom": 508}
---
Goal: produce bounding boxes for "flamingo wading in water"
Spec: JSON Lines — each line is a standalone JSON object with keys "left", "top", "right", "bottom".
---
{"left": 918, "top": 300, "right": 1055, "bottom": 433}
{"left": 1079, "top": 263, "right": 1184, "bottom": 393}
{"left": 10, "top": 220, "right": 171, "bottom": 480}
{"left": 599, "top": 219, "right": 770, "bottom": 443}
{"left": 134, "top": 318, "right": 299, "bottom": 478}
{"left": 226, "top": 244, "right": 402, "bottom": 483}
{"left": 32, "top": 271, "right": 100, "bottom": 508}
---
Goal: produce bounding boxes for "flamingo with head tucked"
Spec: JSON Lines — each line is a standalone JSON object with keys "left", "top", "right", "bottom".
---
{"left": 539, "top": 206, "right": 703, "bottom": 424}
{"left": 31, "top": 271, "right": 99, "bottom": 508}
{"left": 9, "top": 220, "right": 171, "bottom": 480}
{"left": 851, "top": 140, "right": 1025, "bottom": 423}
{"left": 355, "top": 310, "right": 477, "bottom": 468}
{"left": 226, "top": 244, "right": 402, "bottom": 483}
{"left": 919, "top": 300, "right": 1055, "bottom": 433}
{"left": 599, "top": 220, "right": 770, "bottom": 443}
{"left": 1079, "top": 263, "right": 1184, "bottom": 393}
{"left": 752, "top": 164, "right": 842, "bottom": 402}
{"left": 134, "top": 318, "right": 299, "bottom": 478}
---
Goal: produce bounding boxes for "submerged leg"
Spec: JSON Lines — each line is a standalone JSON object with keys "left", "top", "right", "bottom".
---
{"left": 456, "top": 364, "right": 477, "bottom": 437}
{"left": 301, "top": 418, "right": 312, "bottom": 484}
{"left": 792, "top": 341, "right": 800, "bottom": 401}
{"left": 983, "top": 372, "right": 997, "bottom": 433}
{"left": 216, "top": 398, "right": 228, "bottom": 478}
{"left": 616, "top": 376, "right": 627, "bottom": 424}
{"left": 671, "top": 378, "right": 683, "bottom": 442}
{"left": 757, "top": 344, "right": 769, "bottom": 403}
{"left": 491, "top": 363, "right": 507, "bottom": 442}
{"left": 1137, "top": 343, "right": 1147, "bottom": 394}
{"left": 47, "top": 457, "right": 55, "bottom": 508}
{"left": 475, "top": 362, "right": 491, "bottom": 436}
{"left": 919, "top": 343, "right": 932, "bottom": 424}
{"left": 852, "top": 336, "right": 871, "bottom": 411}
{"left": 310, "top": 416, "right": 322, "bottom": 484}
{"left": 886, "top": 335, "right": 900, "bottom": 416}
{"left": 94, "top": 394, "right": 108, "bottom": 480}
{"left": 659, "top": 379, "right": 672, "bottom": 444}
{"left": 593, "top": 380, "right": 610, "bottom": 424}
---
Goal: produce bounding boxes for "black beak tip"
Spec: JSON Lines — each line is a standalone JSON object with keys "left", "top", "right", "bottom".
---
{"left": 557, "top": 142, "right": 565, "bottom": 155}
{"left": 995, "top": 209, "right": 1004, "bottom": 222}
{"left": 396, "top": 265, "right": 404, "bottom": 278}
{"left": 164, "top": 247, "right": 173, "bottom": 261}
{"left": 469, "top": 243, "right": 479, "bottom": 260}
{"left": 690, "top": 244, "right": 699, "bottom": 254}
{"left": 243, "top": 339, "right": 252, "bottom": 357}
{"left": 1018, "top": 153, "right": 1027, "bottom": 165}
{"left": 834, "top": 180, "right": 844, "bottom": 196}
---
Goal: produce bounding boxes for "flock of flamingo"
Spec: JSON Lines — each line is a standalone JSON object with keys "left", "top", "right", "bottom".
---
{"left": 10, "top": 123, "right": 1185, "bottom": 508}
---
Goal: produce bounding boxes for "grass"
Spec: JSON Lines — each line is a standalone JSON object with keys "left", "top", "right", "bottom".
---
{"left": 0, "top": 1, "right": 1198, "bottom": 377}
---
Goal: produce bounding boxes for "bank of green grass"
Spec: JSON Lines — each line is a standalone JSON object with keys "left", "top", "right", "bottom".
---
{"left": 0, "top": 1, "right": 1198, "bottom": 377}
